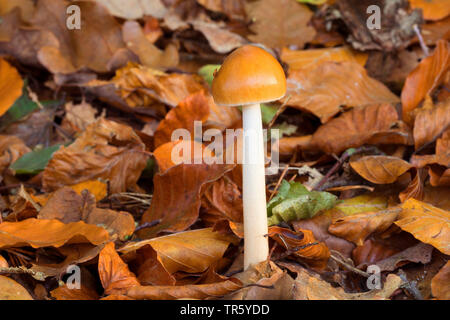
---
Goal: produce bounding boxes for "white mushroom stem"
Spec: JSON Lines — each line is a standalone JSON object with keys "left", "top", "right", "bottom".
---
{"left": 242, "top": 103, "right": 269, "bottom": 270}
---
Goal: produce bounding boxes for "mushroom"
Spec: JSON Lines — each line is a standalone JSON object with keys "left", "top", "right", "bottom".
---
{"left": 211, "top": 45, "right": 287, "bottom": 269}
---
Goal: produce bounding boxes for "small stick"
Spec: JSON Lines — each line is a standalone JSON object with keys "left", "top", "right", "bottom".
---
{"left": 134, "top": 219, "right": 162, "bottom": 233}
{"left": 329, "top": 254, "right": 370, "bottom": 278}
{"left": 413, "top": 24, "right": 430, "bottom": 57}
{"left": 267, "top": 95, "right": 291, "bottom": 129}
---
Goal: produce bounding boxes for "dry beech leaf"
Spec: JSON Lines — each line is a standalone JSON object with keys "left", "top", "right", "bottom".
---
{"left": 38, "top": 187, "right": 135, "bottom": 241}
{"left": 283, "top": 62, "right": 400, "bottom": 123}
{"left": 395, "top": 198, "right": 450, "bottom": 255}
{"left": 63, "top": 100, "right": 98, "bottom": 133}
{"left": 281, "top": 46, "right": 368, "bottom": 71}
{"left": 125, "top": 279, "right": 242, "bottom": 300}
{"left": 43, "top": 118, "right": 148, "bottom": 194}
{"left": 197, "top": 0, "right": 245, "bottom": 20}
{"left": 350, "top": 155, "right": 412, "bottom": 184}
{"left": 0, "top": 255, "right": 8, "bottom": 268}
{"left": 293, "top": 268, "right": 403, "bottom": 300}
{"left": 268, "top": 226, "right": 330, "bottom": 270}
{"left": 409, "top": 0, "right": 450, "bottom": 21}
{"left": 94, "top": 0, "right": 167, "bottom": 19}
{"left": 399, "top": 168, "right": 427, "bottom": 202}
{"left": 431, "top": 261, "right": 450, "bottom": 300}
{"left": 34, "top": 0, "right": 130, "bottom": 74}
{"left": 401, "top": 40, "right": 450, "bottom": 124}
{"left": 98, "top": 242, "right": 140, "bottom": 295}
{"left": 69, "top": 179, "right": 108, "bottom": 202}
{"left": 51, "top": 284, "right": 99, "bottom": 300}
{"left": 0, "top": 135, "right": 30, "bottom": 173}
{"left": 132, "top": 245, "right": 175, "bottom": 286}
{"left": 0, "top": 218, "right": 109, "bottom": 249}
{"left": 0, "top": 58, "right": 23, "bottom": 117}
{"left": 245, "top": 0, "right": 316, "bottom": 49}
{"left": 138, "top": 163, "right": 234, "bottom": 239}
{"left": 122, "top": 21, "right": 179, "bottom": 69}
{"left": 413, "top": 98, "right": 450, "bottom": 150}
{"left": 328, "top": 207, "right": 401, "bottom": 246}
{"left": 0, "top": 276, "right": 33, "bottom": 300}
{"left": 120, "top": 228, "right": 237, "bottom": 275}
{"left": 312, "top": 103, "right": 411, "bottom": 154}
{"left": 373, "top": 242, "right": 434, "bottom": 272}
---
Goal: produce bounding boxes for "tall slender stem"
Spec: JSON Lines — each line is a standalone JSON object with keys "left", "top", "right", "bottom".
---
{"left": 242, "top": 103, "right": 269, "bottom": 269}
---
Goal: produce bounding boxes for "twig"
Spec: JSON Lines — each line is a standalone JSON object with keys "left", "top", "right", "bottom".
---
{"left": 0, "top": 266, "right": 46, "bottom": 281}
{"left": 267, "top": 95, "right": 291, "bottom": 129}
{"left": 329, "top": 254, "right": 370, "bottom": 278}
{"left": 413, "top": 24, "right": 430, "bottom": 57}
{"left": 134, "top": 219, "right": 162, "bottom": 233}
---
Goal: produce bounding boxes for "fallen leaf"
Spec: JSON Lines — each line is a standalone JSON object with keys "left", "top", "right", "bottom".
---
{"left": 63, "top": 100, "right": 98, "bottom": 133}
{"left": 399, "top": 168, "right": 427, "bottom": 202}
{"left": 0, "top": 276, "right": 33, "bottom": 300}
{"left": 0, "top": 256, "right": 8, "bottom": 268}
{"left": 0, "top": 218, "right": 109, "bottom": 249}
{"left": 94, "top": 0, "right": 167, "bottom": 19}
{"left": 281, "top": 46, "right": 368, "bottom": 71}
{"left": 138, "top": 163, "right": 234, "bottom": 238}
{"left": 374, "top": 242, "right": 434, "bottom": 272}
{"left": 268, "top": 226, "right": 330, "bottom": 269}
{"left": 42, "top": 118, "right": 148, "bottom": 194}
{"left": 283, "top": 62, "right": 400, "bottom": 123}
{"left": 328, "top": 207, "right": 401, "bottom": 246}
{"left": 413, "top": 98, "right": 450, "bottom": 150}
{"left": 0, "top": 0, "right": 34, "bottom": 21}
{"left": 431, "top": 261, "right": 450, "bottom": 300}
{"left": 0, "top": 135, "right": 30, "bottom": 173}
{"left": 293, "top": 268, "right": 403, "bottom": 300}
{"left": 350, "top": 155, "right": 412, "bottom": 184}
{"left": 196, "top": 0, "right": 245, "bottom": 20}
{"left": 69, "top": 180, "right": 108, "bottom": 202}
{"left": 51, "top": 284, "right": 99, "bottom": 300}
{"left": 311, "top": 103, "right": 411, "bottom": 154}
{"left": 395, "top": 198, "right": 450, "bottom": 255}
{"left": 245, "top": 0, "right": 316, "bottom": 49}
{"left": 120, "top": 228, "right": 237, "bottom": 274}
{"left": 98, "top": 242, "right": 140, "bottom": 295}
{"left": 409, "top": 0, "right": 450, "bottom": 21}
{"left": 0, "top": 58, "right": 23, "bottom": 117}
{"left": 401, "top": 40, "right": 450, "bottom": 124}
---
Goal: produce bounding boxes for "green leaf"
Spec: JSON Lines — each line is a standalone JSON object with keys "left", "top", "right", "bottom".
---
{"left": 261, "top": 103, "right": 278, "bottom": 125}
{"left": 267, "top": 180, "right": 338, "bottom": 226}
{"left": 198, "top": 64, "right": 221, "bottom": 86}
{"left": 0, "top": 81, "right": 59, "bottom": 130}
{"left": 10, "top": 144, "right": 63, "bottom": 175}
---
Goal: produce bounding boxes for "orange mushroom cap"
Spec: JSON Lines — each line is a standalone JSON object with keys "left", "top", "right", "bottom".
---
{"left": 211, "top": 45, "right": 287, "bottom": 107}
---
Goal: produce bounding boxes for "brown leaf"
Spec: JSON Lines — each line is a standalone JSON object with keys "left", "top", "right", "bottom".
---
{"left": 138, "top": 163, "right": 234, "bottom": 238}
{"left": 281, "top": 46, "right": 368, "bottom": 71}
{"left": 132, "top": 245, "right": 175, "bottom": 286}
{"left": 312, "top": 103, "right": 411, "bottom": 154}
{"left": 328, "top": 207, "right": 401, "bottom": 246}
{"left": 0, "top": 255, "right": 8, "bottom": 268}
{"left": 401, "top": 40, "right": 450, "bottom": 124}
{"left": 399, "top": 168, "right": 427, "bottom": 202}
{"left": 268, "top": 226, "right": 330, "bottom": 270}
{"left": 33, "top": 0, "right": 129, "bottom": 74}
{"left": 0, "top": 58, "right": 23, "bottom": 117}
{"left": 431, "top": 261, "right": 450, "bottom": 300}
{"left": 51, "top": 284, "right": 99, "bottom": 300}
{"left": 197, "top": 0, "right": 245, "bottom": 20}
{"left": 245, "top": 0, "right": 316, "bottom": 49}
{"left": 374, "top": 242, "right": 434, "bottom": 272}
{"left": 122, "top": 21, "right": 179, "bottom": 69}
{"left": 98, "top": 242, "right": 140, "bottom": 295}
{"left": 413, "top": 98, "right": 450, "bottom": 150}
{"left": 0, "top": 218, "right": 109, "bottom": 249}
{"left": 395, "top": 198, "right": 450, "bottom": 255}
{"left": 62, "top": 100, "right": 99, "bottom": 133}
{"left": 0, "top": 135, "right": 30, "bottom": 173}
{"left": 120, "top": 228, "right": 237, "bottom": 275}
{"left": 284, "top": 62, "right": 400, "bottom": 123}
{"left": 0, "top": 275, "right": 33, "bottom": 300}
{"left": 293, "top": 268, "right": 403, "bottom": 300}
{"left": 0, "top": 0, "right": 34, "bottom": 21}
{"left": 94, "top": 0, "right": 167, "bottom": 20}
{"left": 350, "top": 155, "right": 412, "bottom": 184}
{"left": 42, "top": 118, "right": 148, "bottom": 194}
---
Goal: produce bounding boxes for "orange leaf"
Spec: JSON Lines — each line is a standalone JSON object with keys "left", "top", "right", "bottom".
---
{"left": 431, "top": 261, "right": 450, "bottom": 300}
{"left": 409, "top": 0, "right": 450, "bottom": 21}
{"left": 51, "top": 285, "right": 99, "bottom": 300}
{"left": 0, "top": 58, "right": 23, "bottom": 117}
{"left": 350, "top": 155, "right": 412, "bottom": 184}
{"left": 98, "top": 242, "right": 140, "bottom": 295}
{"left": 283, "top": 62, "right": 399, "bottom": 123}
{"left": 268, "top": 226, "right": 330, "bottom": 270}
{"left": 413, "top": 98, "right": 450, "bottom": 150}
{"left": 281, "top": 46, "right": 368, "bottom": 71}
{"left": 0, "top": 218, "right": 109, "bottom": 249}
{"left": 0, "top": 135, "right": 30, "bottom": 173}
{"left": 395, "top": 198, "right": 450, "bottom": 255}
{"left": 311, "top": 103, "right": 412, "bottom": 154}
{"left": 138, "top": 163, "right": 234, "bottom": 238}
{"left": 401, "top": 40, "right": 450, "bottom": 124}
{"left": 328, "top": 207, "right": 401, "bottom": 246}
{"left": 0, "top": 275, "right": 33, "bottom": 300}
{"left": 399, "top": 168, "right": 427, "bottom": 202}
